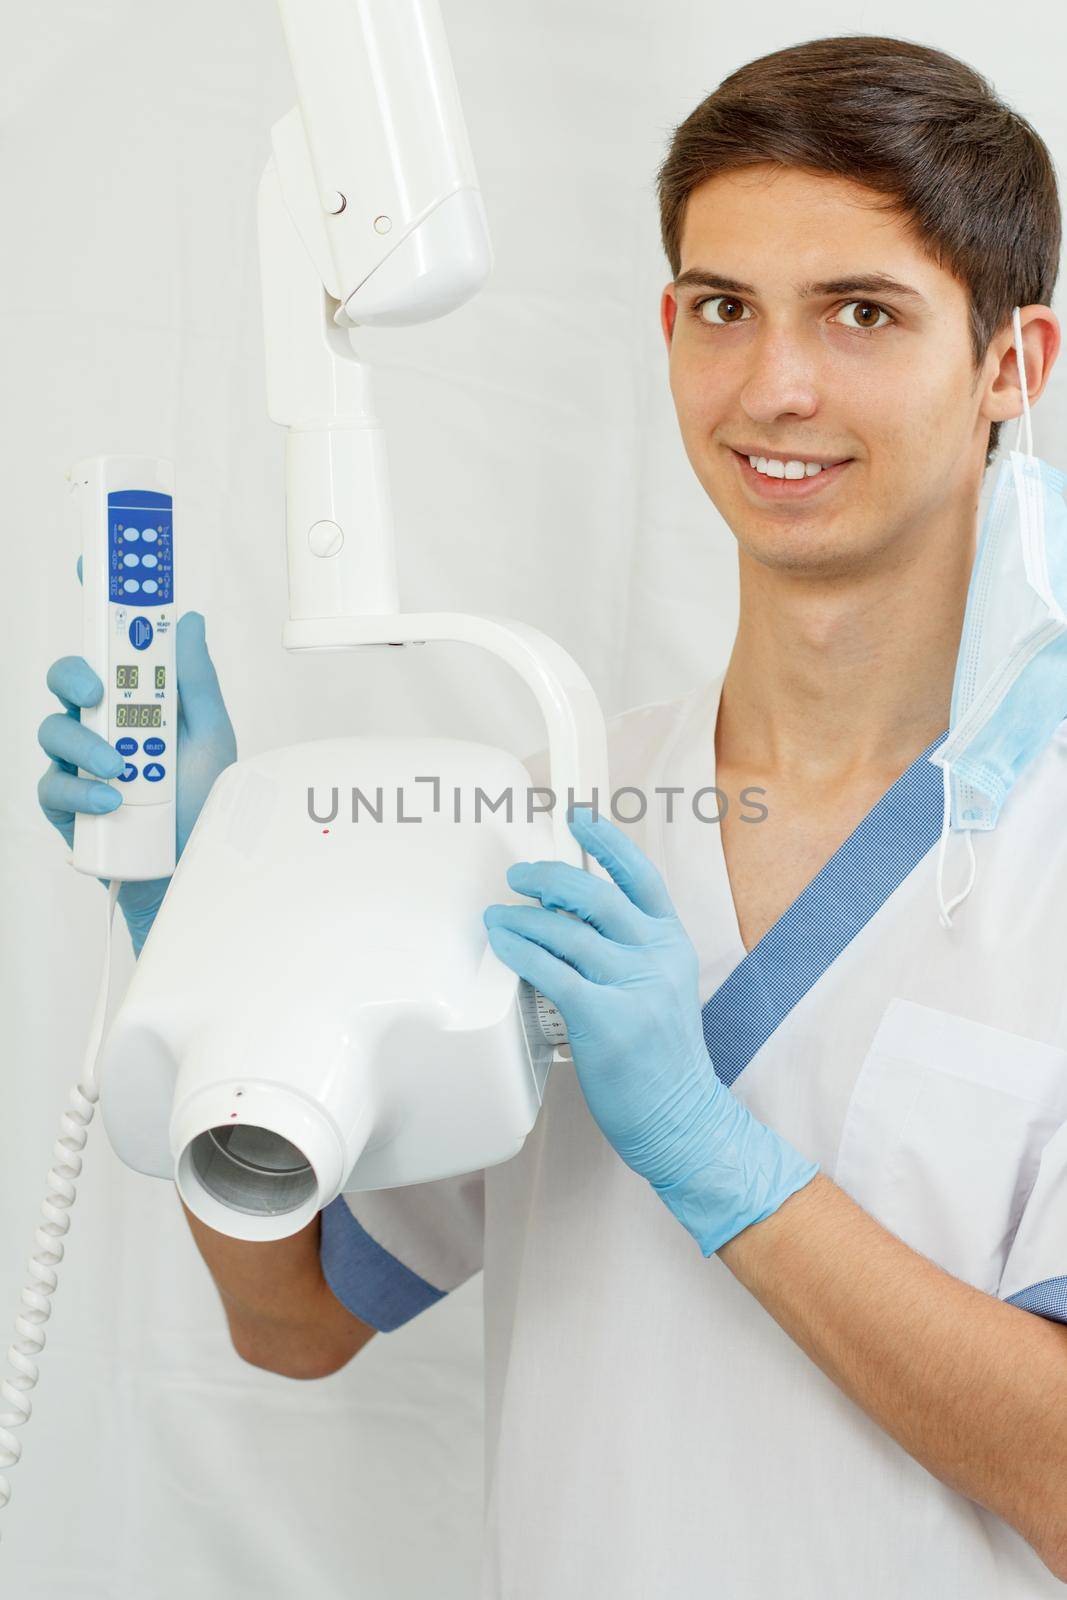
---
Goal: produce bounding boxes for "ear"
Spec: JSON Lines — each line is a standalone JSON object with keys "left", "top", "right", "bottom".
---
{"left": 985, "top": 305, "right": 1061, "bottom": 424}
{"left": 660, "top": 283, "right": 678, "bottom": 350}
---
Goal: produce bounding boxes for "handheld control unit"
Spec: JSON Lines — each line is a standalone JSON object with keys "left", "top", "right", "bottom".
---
{"left": 70, "top": 455, "right": 177, "bottom": 881}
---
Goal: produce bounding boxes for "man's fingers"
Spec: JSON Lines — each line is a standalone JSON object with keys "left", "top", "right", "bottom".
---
{"left": 175, "top": 612, "right": 235, "bottom": 747}
{"left": 505, "top": 857, "right": 648, "bottom": 945}
{"left": 483, "top": 902, "right": 628, "bottom": 985}
{"left": 485, "top": 924, "right": 584, "bottom": 1014}
{"left": 38, "top": 711, "right": 125, "bottom": 778}
{"left": 45, "top": 655, "right": 103, "bottom": 716}
{"left": 567, "top": 807, "right": 675, "bottom": 919}
{"left": 38, "top": 762, "right": 121, "bottom": 837}
{"left": 39, "top": 636, "right": 122, "bottom": 848}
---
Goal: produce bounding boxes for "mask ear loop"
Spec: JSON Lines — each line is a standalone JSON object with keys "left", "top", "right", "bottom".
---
{"left": 935, "top": 761, "right": 977, "bottom": 929}
{"left": 937, "top": 306, "right": 1030, "bottom": 930}
{"left": 1012, "top": 305, "right": 1034, "bottom": 459}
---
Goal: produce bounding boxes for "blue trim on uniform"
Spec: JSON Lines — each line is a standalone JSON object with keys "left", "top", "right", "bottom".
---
{"left": 700, "top": 731, "right": 949, "bottom": 1089}
{"left": 1004, "top": 1276, "right": 1067, "bottom": 1325}
{"left": 319, "top": 1194, "right": 445, "bottom": 1333}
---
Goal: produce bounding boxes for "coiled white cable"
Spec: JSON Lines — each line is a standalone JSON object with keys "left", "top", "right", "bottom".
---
{"left": 0, "top": 877, "right": 122, "bottom": 1536}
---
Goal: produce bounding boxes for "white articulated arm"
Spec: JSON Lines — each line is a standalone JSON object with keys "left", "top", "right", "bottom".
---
{"left": 273, "top": 0, "right": 492, "bottom": 330}
{"left": 260, "top": 0, "right": 493, "bottom": 626}
{"left": 258, "top": 153, "right": 401, "bottom": 618}
{"left": 282, "top": 611, "right": 612, "bottom": 869}
{"left": 261, "top": 0, "right": 611, "bottom": 853}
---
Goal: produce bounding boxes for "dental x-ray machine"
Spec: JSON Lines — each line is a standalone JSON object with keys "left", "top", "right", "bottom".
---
{"left": 1, "top": 0, "right": 609, "bottom": 1532}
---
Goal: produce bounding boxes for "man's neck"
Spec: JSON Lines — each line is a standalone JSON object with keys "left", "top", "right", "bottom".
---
{"left": 717, "top": 533, "right": 974, "bottom": 794}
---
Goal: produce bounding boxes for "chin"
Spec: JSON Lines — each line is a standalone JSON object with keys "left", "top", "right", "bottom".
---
{"left": 737, "top": 530, "right": 864, "bottom": 579}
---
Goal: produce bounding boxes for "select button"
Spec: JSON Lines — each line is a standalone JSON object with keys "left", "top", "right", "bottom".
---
{"left": 143, "top": 737, "right": 165, "bottom": 757}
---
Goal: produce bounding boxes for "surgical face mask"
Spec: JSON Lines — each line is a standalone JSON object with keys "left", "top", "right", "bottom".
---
{"left": 932, "top": 305, "right": 1067, "bottom": 927}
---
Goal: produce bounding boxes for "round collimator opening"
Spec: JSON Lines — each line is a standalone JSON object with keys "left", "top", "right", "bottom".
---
{"left": 188, "top": 1123, "right": 317, "bottom": 1217}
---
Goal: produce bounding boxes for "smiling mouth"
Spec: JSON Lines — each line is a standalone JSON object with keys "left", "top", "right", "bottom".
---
{"left": 729, "top": 447, "right": 853, "bottom": 498}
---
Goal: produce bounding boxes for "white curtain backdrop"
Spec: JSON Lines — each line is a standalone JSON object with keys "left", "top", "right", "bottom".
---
{"left": 1, "top": 2, "right": 1063, "bottom": 1594}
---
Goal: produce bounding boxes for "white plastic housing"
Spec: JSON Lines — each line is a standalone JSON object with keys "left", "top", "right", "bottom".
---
{"left": 70, "top": 455, "right": 177, "bottom": 881}
{"left": 258, "top": 151, "right": 402, "bottom": 621}
{"left": 272, "top": 0, "right": 492, "bottom": 326}
{"left": 97, "top": 737, "right": 576, "bottom": 1241}
{"left": 258, "top": 0, "right": 493, "bottom": 636}
{"left": 281, "top": 611, "right": 612, "bottom": 865}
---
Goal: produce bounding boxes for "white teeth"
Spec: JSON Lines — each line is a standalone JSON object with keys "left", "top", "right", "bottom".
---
{"left": 747, "top": 455, "right": 826, "bottom": 479}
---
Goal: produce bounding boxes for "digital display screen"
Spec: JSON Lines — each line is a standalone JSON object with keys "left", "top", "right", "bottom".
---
{"left": 116, "top": 664, "right": 138, "bottom": 689}
{"left": 115, "top": 703, "right": 162, "bottom": 728}
{"left": 155, "top": 664, "right": 166, "bottom": 691}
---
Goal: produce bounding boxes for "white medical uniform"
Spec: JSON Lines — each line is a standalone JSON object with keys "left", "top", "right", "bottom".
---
{"left": 321, "top": 669, "right": 1067, "bottom": 1598}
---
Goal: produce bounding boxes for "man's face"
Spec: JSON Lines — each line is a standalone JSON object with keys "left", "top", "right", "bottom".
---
{"left": 661, "top": 165, "right": 995, "bottom": 578}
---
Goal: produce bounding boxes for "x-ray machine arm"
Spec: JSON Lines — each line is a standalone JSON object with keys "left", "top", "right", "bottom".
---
{"left": 259, "top": 0, "right": 609, "bottom": 863}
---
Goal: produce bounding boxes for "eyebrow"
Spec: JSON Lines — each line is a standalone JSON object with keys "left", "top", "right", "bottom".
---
{"left": 672, "top": 269, "right": 930, "bottom": 308}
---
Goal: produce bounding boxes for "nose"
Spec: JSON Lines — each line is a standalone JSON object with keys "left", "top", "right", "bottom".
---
{"left": 738, "top": 327, "right": 820, "bottom": 428}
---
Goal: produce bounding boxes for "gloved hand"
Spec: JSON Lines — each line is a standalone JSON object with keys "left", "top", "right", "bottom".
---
{"left": 37, "top": 607, "right": 237, "bottom": 957}
{"left": 483, "top": 805, "right": 819, "bottom": 1255}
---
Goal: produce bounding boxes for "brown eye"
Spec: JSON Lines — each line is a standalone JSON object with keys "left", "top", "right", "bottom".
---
{"left": 838, "top": 300, "right": 892, "bottom": 332}
{"left": 696, "top": 295, "right": 750, "bottom": 325}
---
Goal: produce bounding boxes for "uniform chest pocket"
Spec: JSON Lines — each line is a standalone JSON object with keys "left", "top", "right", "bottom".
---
{"left": 833, "top": 999, "right": 1067, "bottom": 1294}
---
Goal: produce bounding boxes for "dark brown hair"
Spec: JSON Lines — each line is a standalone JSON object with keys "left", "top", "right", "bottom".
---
{"left": 656, "top": 34, "right": 1061, "bottom": 464}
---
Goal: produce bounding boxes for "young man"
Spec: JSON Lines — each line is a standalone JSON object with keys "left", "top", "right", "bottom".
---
{"left": 38, "top": 32, "right": 1067, "bottom": 1598}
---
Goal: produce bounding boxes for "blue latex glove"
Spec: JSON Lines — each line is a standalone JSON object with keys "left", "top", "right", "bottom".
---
{"left": 37, "top": 607, "right": 237, "bottom": 957}
{"left": 483, "top": 805, "right": 819, "bottom": 1255}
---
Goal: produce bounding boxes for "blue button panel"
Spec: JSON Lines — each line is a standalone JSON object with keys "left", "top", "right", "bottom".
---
{"left": 108, "top": 489, "right": 173, "bottom": 608}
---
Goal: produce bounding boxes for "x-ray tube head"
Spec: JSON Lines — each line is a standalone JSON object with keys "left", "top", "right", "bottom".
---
{"left": 99, "top": 737, "right": 585, "bottom": 1243}
{"left": 188, "top": 1125, "right": 318, "bottom": 1218}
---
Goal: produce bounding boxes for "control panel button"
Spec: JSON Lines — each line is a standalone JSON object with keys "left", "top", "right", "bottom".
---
{"left": 123, "top": 552, "right": 140, "bottom": 568}
{"left": 129, "top": 616, "right": 154, "bottom": 650}
{"left": 116, "top": 736, "right": 138, "bottom": 756}
{"left": 141, "top": 528, "right": 158, "bottom": 543}
{"left": 143, "top": 762, "right": 165, "bottom": 782}
{"left": 142, "top": 578, "right": 158, "bottom": 594}
{"left": 122, "top": 528, "right": 140, "bottom": 543}
{"left": 123, "top": 578, "right": 140, "bottom": 594}
{"left": 117, "top": 762, "right": 138, "bottom": 783}
{"left": 143, "top": 737, "right": 165, "bottom": 757}
{"left": 141, "top": 552, "right": 158, "bottom": 569}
